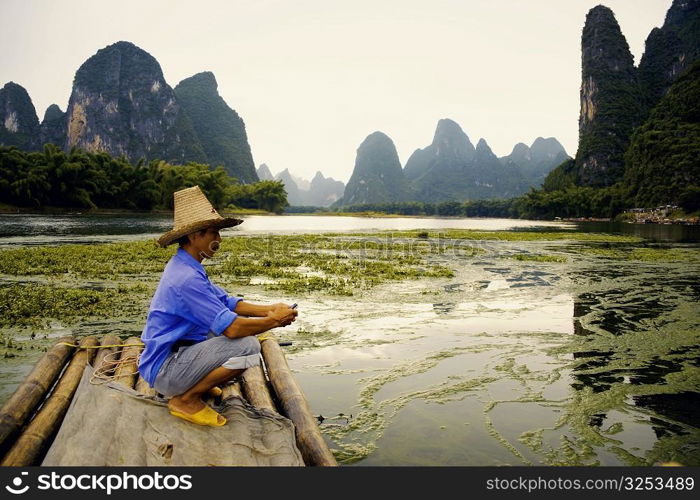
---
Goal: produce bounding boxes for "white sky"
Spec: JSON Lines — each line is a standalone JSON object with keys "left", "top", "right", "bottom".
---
{"left": 1, "top": 0, "right": 671, "bottom": 183}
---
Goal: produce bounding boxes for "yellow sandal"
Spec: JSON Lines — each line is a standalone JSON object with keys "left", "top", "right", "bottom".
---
{"left": 169, "top": 405, "right": 227, "bottom": 427}
{"left": 208, "top": 386, "right": 223, "bottom": 398}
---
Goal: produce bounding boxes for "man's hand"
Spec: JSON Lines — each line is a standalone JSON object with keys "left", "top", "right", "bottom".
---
{"left": 270, "top": 302, "right": 292, "bottom": 311}
{"left": 267, "top": 303, "right": 298, "bottom": 327}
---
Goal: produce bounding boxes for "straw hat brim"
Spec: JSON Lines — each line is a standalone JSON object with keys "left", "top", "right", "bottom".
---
{"left": 157, "top": 217, "right": 243, "bottom": 248}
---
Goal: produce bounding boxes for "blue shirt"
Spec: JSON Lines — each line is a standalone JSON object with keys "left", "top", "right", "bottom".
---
{"left": 138, "top": 248, "right": 242, "bottom": 385}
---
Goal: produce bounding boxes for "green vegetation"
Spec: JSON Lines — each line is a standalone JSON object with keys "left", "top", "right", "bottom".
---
{"left": 354, "top": 199, "right": 518, "bottom": 217}
{"left": 517, "top": 59, "right": 700, "bottom": 220}
{"left": 332, "top": 187, "right": 632, "bottom": 220}
{"left": 202, "top": 235, "right": 456, "bottom": 295}
{"left": 0, "top": 283, "right": 147, "bottom": 328}
{"left": 0, "top": 240, "right": 174, "bottom": 278}
{"left": 541, "top": 159, "right": 577, "bottom": 192}
{"left": 573, "top": 246, "right": 700, "bottom": 263}
{"left": 0, "top": 226, "right": 696, "bottom": 465}
{"left": 518, "top": 184, "right": 629, "bottom": 220}
{"left": 575, "top": 6, "right": 643, "bottom": 188}
{"left": 0, "top": 232, "right": 469, "bottom": 297}
{"left": 345, "top": 229, "right": 639, "bottom": 242}
{"left": 624, "top": 59, "right": 700, "bottom": 210}
{"left": 0, "top": 144, "right": 288, "bottom": 212}
{"left": 0, "top": 232, "right": 456, "bottom": 328}
{"left": 504, "top": 254, "right": 568, "bottom": 263}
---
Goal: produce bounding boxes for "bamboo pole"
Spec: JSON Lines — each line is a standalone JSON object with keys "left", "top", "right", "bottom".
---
{"left": 0, "top": 336, "right": 75, "bottom": 455}
{"left": 241, "top": 363, "right": 278, "bottom": 413}
{"left": 261, "top": 338, "right": 337, "bottom": 466}
{"left": 93, "top": 334, "right": 122, "bottom": 375}
{"left": 0, "top": 336, "right": 99, "bottom": 466}
{"left": 113, "top": 337, "right": 142, "bottom": 389}
{"left": 135, "top": 376, "right": 156, "bottom": 397}
{"left": 221, "top": 381, "right": 243, "bottom": 400}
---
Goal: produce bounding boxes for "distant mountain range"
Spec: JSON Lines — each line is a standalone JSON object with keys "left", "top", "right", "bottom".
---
{"left": 0, "top": 39, "right": 572, "bottom": 209}
{"left": 340, "top": 0, "right": 700, "bottom": 208}
{"left": 8, "top": 3, "right": 694, "bottom": 214}
{"left": 337, "top": 119, "right": 569, "bottom": 205}
{"left": 257, "top": 164, "right": 345, "bottom": 207}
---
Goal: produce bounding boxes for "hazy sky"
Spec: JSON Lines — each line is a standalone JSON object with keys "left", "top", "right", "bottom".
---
{"left": 1, "top": 0, "right": 671, "bottom": 183}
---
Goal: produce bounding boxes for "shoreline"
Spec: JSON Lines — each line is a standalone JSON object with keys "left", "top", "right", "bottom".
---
{"left": 1, "top": 204, "right": 698, "bottom": 225}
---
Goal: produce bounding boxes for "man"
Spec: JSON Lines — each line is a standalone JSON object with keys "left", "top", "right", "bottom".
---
{"left": 138, "top": 186, "right": 297, "bottom": 427}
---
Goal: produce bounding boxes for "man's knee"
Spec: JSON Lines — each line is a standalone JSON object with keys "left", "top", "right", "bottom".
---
{"left": 221, "top": 336, "right": 261, "bottom": 371}
{"left": 232, "top": 335, "right": 260, "bottom": 356}
{"left": 239, "top": 335, "right": 261, "bottom": 355}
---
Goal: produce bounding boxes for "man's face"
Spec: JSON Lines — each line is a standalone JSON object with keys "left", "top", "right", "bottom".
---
{"left": 191, "top": 228, "right": 221, "bottom": 259}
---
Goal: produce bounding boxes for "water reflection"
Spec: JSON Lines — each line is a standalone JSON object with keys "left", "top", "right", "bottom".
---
{"left": 575, "top": 221, "right": 700, "bottom": 243}
{"left": 634, "top": 394, "right": 699, "bottom": 431}
{"left": 0, "top": 213, "right": 569, "bottom": 240}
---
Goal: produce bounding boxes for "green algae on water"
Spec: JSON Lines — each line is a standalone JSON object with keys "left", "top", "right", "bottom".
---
{"left": 1, "top": 228, "right": 698, "bottom": 465}
{"left": 504, "top": 254, "right": 568, "bottom": 263}
{"left": 0, "top": 240, "right": 174, "bottom": 278}
{"left": 573, "top": 246, "right": 700, "bottom": 263}
{"left": 0, "top": 283, "right": 149, "bottom": 328}
{"left": 343, "top": 229, "right": 641, "bottom": 243}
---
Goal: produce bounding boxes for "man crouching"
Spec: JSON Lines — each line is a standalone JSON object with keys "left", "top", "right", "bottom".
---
{"left": 138, "top": 186, "right": 297, "bottom": 427}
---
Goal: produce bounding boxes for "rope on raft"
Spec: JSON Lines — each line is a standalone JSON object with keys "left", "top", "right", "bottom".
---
{"left": 55, "top": 342, "right": 143, "bottom": 385}
{"left": 89, "top": 350, "right": 140, "bottom": 385}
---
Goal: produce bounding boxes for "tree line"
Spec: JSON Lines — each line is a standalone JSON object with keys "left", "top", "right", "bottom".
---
{"left": 0, "top": 144, "right": 288, "bottom": 213}
{"left": 287, "top": 200, "right": 518, "bottom": 217}
{"left": 296, "top": 181, "right": 696, "bottom": 220}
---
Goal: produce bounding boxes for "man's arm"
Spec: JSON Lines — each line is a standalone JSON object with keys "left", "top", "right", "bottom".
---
{"left": 234, "top": 301, "right": 291, "bottom": 317}
{"left": 223, "top": 305, "right": 297, "bottom": 339}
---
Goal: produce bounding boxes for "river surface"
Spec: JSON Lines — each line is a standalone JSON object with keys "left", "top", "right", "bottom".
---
{"left": 1, "top": 213, "right": 698, "bottom": 245}
{"left": 1, "top": 214, "right": 698, "bottom": 465}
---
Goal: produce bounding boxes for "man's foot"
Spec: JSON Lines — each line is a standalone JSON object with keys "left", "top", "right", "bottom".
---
{"left": 208, "top": 386, "right": 223, "bottom": 398}
{"left": 169, "top": 405, "right": 226, "bottom": 427}
{"left": 168, "top": 397, "right": 226, "bottom": 426}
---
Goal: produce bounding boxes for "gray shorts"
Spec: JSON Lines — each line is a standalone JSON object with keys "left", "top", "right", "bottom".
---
{"left": 153, "top": 335, "right": 261, "bottom": 398}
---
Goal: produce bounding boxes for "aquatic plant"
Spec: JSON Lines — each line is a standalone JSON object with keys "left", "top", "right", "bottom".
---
{"left": 342, "top": 229, "right": 641, "bottom": 242}
{"left": 505, "top": 254, "right": 568, "bottom": 263}
{"left": 0, "top": 240, "right": 173, "bottom": 278}
{"left": 574, "top": 246, "right": 700, "bottom": 262}
{"left": 0, "top": 283, "right": 147, "bottom": 328}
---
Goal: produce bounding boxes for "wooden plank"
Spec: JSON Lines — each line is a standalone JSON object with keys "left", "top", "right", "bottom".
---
{"left": 0, "top": 335, "right": 75, "bottom": 455}
{"left": 0, "top": 336, "right": 99, "bottom": 466}
{"left": 261, "top": 338, "right": 337, "bottom": 466}
{"left": 113, "top": 337, "right": 143, "bottom": 389}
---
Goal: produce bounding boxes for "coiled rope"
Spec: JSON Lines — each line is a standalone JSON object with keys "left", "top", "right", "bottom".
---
{"left": 56, "top": 342, "right": 143, "bottom": 385}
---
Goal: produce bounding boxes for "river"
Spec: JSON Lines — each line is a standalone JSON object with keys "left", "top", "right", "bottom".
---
{"left": 0, "top": 213, "right": 698, "bottom": 465}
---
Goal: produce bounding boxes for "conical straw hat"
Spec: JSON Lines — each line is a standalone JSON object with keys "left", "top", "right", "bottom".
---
{"left": 157, "top": 186, "right": 243, "bottom": 247}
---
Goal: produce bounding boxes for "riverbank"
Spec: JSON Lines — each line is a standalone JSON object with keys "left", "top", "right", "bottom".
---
{"left": 616, "top": 207, "right": 700, "bottom": 225}
{"left": 6, "top": 202, "right": 699, "bottom": 227}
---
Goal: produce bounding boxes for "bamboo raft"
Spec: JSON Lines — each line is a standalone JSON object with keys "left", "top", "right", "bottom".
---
{"left": 0, "top": 335, "right": 337, "bottom": 467}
